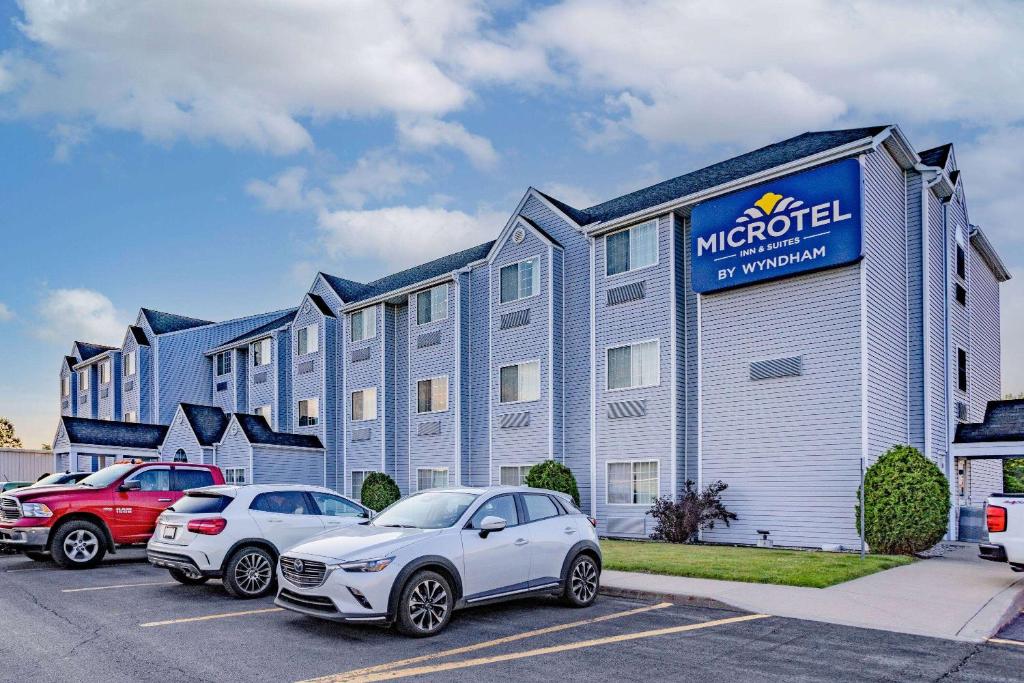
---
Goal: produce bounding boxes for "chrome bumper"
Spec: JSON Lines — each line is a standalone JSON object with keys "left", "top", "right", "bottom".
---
{"left": 0, "top": 526, "right": 51, "bottom": 548}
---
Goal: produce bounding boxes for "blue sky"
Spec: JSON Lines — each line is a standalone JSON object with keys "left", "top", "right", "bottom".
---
{"left": 1, "top": 1, "right": 1022, "bottom": 448}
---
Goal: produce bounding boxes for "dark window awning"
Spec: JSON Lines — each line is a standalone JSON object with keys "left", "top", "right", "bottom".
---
{"left": 952, "top": 399, "right": 1024, "bottom": 459}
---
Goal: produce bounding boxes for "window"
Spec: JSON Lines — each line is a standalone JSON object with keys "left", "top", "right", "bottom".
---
{"left": 254, "top": 405, "right": 272, "bottom": 426}
{"left": 61, "top": 375, "right": 70, "bottom": 397}
{"left": 124, "top": 351, "right": 136, "bottom": 377}
{"left": 173, "top": 468, "right": 215, "bottom": 490}
{"left": 100, "top": 361, "right": 111, "bottom": 384}
{"left": 955, "top": 283, "right": 967, "bottom": 307}
{"left": 607, "top": 340, "right": 660, "bottom": 390}
{"left": 351, "top": 470, "right": 370, "bottom": 500}
{"left": 606, "top": 220, "right": 658, "bottom": 276}
{"left": 499, "top": 361, "right": 540, "bottom": 403}
{"left": 79, "top": 369, "right": 90, "bottom": 391}
{"left": 298, "top": 398, "right": 319, "bottom": 427}
{"left": 470, "top": 494, "right": 519, "bottom": 529}
{"left": 215, "top": 351, "right": 232, "bottom": 376}
{"left": 169, "top": 494, "right": 232, "bottom": 514}
{"left": 351, "top": 389, "right": 377, "bottom": 422}
{"left": 955, "top": 227, "right": 967, "bottom": 280}
{"left": 124, "top": 467, "right": 171, "bottom": 492}
{"left": 500, "top": 257, "right": 540, "bottom": 303}
{"left": 252, "top": 338, "right": 271, "bottom": 367}
{"left": 173, "top": 449, "right": 187, "bottom": 463}
{"left": 416, "top": 284, "right": 448, "bottom": 325}
{"left": 522, "top": 494, "right": 560, "bottom": 522}
{"left": 499, "top": 465, "right": 533, "bottom": 487}
{"left": 296, "top": 324, "right": 319, "bottom": 355}
{"left": 417, "top": 468, "right": 449, "bottom": 491}
{"left": 310, "top": 491, "right": 365, "bottom": 517}
{"left": 607, "top": 461, "right": 659, "bottom": 505}
{"left": 351, "top": 308, "right": 377, "bottom": 342}
{"left": 223, "top": 467, "right": 247, "bottom": 485}
{"left": 957, "top": 348, "right": 968, "bottom": 393}
{"left": 416, "top": 376, "right": 449, "bottom": 413}
{"left": 250, "top": 491, "right": 313, "bottom": 515}
{"left": 124, "top": 411, "right": 138, "bottom": 423}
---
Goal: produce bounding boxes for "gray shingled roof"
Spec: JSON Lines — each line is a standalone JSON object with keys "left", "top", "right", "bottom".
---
{"left": 141, "top": 308, "right": 214, "bottom": 335}
{"left": 234, "top": 414, "right": 324, "bottom": 449}
{"left": 919, "top": 144, "right": 952, "bottom": 169}
{"left": 179, "top": 404, "right": 229, "bottom": 446}
{"left": 220, "top": 310, "right": 297, "bottom": 348}
{"left": 129, "top": 325, "right": 150, "bottom": 346}
{"left": 61, "top": 416, "right": 168, "bottom": 450}
{"left": 75, "top": 342, "right": 117, "bottom": 361}
{"left": 955, "top": 399, "right": 1024, "bottom": 444}
{"left": 319, "top": 274, "right": 365, "bottom": 303}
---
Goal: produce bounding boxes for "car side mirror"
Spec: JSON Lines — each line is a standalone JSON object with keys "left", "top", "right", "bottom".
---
{"left": 478, "top": 515, "right": 507, "bottom": 538}
{"left": 119, "top": 480, "right": 142, "bottom": 492}
{"left": 362, "top": 509, "right": 374, "bottom": 519}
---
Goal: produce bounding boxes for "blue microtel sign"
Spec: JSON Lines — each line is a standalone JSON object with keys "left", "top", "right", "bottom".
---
{"left": 690, "top": 159, "right": 862, "bottom": 293}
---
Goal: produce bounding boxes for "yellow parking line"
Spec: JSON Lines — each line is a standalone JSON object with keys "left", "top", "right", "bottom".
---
{"left": 989, "top": 637, "right": 1024, "bottom": 647}
{"left": 301, "top": 601, "right": 674, "bottom": 683}
{"left": 141, "top": 607, "right": 283, "bottom": 628}
{"left": 62, "top": 581, "right": 177, "bottom": 593}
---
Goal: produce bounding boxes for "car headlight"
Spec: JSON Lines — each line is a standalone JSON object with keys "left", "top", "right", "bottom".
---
{"left": 333, "top": 557, "right": 394, "bottom": 573}
{"left": 21, "top": 503, "right": 53, "bottom": 518}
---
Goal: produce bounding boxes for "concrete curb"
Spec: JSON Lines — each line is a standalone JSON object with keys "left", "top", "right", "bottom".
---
{"left": 598, "top": 584, "right": 736, "bottom": 612}
{"left": 958, "top": 575, "right": 1024, "bottom": 642}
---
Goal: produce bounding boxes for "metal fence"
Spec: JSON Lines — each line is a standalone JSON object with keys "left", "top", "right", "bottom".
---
{"left": 0, "top": 449, "right": 53, "bottom": 482}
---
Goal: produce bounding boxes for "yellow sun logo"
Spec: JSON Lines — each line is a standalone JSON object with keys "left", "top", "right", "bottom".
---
{"left": 753, "top": 192, "right": 785, "bottom": 215}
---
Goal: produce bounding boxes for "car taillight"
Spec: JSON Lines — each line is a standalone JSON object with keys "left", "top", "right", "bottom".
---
{"left": 187, "top": 518, "right": 227, "bottom": 535}
{"left": 987, "top": 506, "right": 1007, "bottom": 533}
{"left": 587, "top": 517, "right": 598, "bottom": 528}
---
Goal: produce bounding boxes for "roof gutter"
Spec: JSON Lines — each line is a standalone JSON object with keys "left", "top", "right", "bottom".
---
{"left": 339, "top": 271, "right": 457, "bottom": 314}
{"left": 969, "top": 226, "right": 1012, "bottom": 282}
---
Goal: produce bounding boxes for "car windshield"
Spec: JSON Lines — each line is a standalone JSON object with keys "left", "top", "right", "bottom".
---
{"left": 371, "top": 491, "right": 478, "bottom": 530}
{"left": 31, "top": 473, "right": 70, "bottom": 487}
{"left": 78, "top": 464, "right": 137, "bottom": 488}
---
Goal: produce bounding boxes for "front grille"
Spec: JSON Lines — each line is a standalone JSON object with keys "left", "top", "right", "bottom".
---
{"left": 280, "top": 556, "right": 327, "bottom": 588}
{"left": 0, "top": 497, "right": 20, "bottom": 522}
{"left": 278, "top": 589, "right": 338, "bottom": 614}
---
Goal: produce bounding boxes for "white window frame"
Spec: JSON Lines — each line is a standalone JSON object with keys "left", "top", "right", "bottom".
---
{"left": 99, "top": 361, "right": 111, "bottom": 384}
{"left": 223, "top": 467, "right": 247, "bottom": 486}
{"left": 254, "top": 404, "right": 272, "bottom": 426}
{"left": 215, "top": 351, "right": 232, "bottom": 376}
{"left": 499, "top": 464, "right": 534, "bottom": 487}
{"left": 416, "top": 284, "right": 449, "bottom": 325}
{"left": 350, "top": 308, "right": 377, "bottom": 343}
{"left": 606, "top": 460, "right": 660, "bottom": 506}
{"left": 416, "top": 467, "right": 449, "bottom": 491}
{"left": 605, "top": 339, "right": 661, "bottom": 391}
{"left": 296, "top": 324, "right": 319, "bottom": 356}
{"left": 61, "top": 375, "right": 70, "bottom": 397}
{"left": 416, "top": 375, "right": 449, "bottom": 414}
{"left": 252, "top": 338, "right": 271, "bottom": 367}
{"left": 124, "top": 410, "right": 138, "bottom": 423}
{"left": 350, "top": 469, "right": 371, "bottom": 500}
{"left": 498, "top": 360, "right": 541, "bottom": 405}
{"left": 124, "top": 351, "right": 136, "bottom": 377}
{"left": 605, "top": 219, "right": 659, "bottom": 278}
{"left": 297, "top": 397, "right": 319, "bottom": 427}
{"left": 350, "top": 388, "right": 378, "bottom": 422}
{"left": 79, "top": 369, "right": 90, "bottom": 391}
{"left": 498, "top": 255, "right": 542, "bottom": 304}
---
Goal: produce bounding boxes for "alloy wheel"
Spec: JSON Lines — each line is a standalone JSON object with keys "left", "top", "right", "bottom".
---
{"left": 571, "top": 558, "right": 598, "bottom": 603}
{"left": 234, "top": 552, "right": 273, "bottom": 595}
{"left": 63, "top": 529, "right": 99, "bottom": 564}
{"left": 409, "top": 579, "right": 448, "bottom": 632}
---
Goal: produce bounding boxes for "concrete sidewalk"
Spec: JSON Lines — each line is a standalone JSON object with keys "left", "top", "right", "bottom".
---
{"left": 600, "top": 543, "right": 1024, "bottom": 642}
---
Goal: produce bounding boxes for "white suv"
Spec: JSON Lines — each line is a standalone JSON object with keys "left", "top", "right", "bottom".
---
{"left": 147, "top": 485, "right": 371, "bottom": 598}
{"left": 275, "top": 486, "right": 601, "bottom": 637}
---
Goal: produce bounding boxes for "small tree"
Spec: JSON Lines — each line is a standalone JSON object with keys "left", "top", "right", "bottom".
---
{"left": 525, "top": 460, "right": 581, "bottom": 506}
{"left": 648, "top": 480, "right": 737, "bottom": 543}
{"left": 360, "top": 472, "right": 401, "bottom": 512}
{"left": 1005, "top": 458, "right": 1024, "bottom": 494}
{"left": 0, "top": 417, "right": 22, "bottom": 448}
{"left": 857, "top": 445, "right": 950, "bottom": 555}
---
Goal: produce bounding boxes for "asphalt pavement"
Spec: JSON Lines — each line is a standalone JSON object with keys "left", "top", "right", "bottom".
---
{"left": 1, "top": 550, "right": 1022, "bottom": 682}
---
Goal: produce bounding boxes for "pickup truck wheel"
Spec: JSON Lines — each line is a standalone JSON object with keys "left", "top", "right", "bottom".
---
{"left": 223, "top": 546, "right": 275, "bottom": 599}
{"left": 51, "top": 521, "right": 106, "bottom": 569}
{"left": 168, "top": 568, "right": 209, "bottom": 585}
{"left": 24, "top": 551, "right": 50, "bottom": 562}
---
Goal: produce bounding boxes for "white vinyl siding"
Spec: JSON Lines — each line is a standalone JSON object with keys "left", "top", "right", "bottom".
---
{"left": 416, "top": 376, "right": 449, "bottom": 413}
{"left": 607, "top": 340, "right": 660, "bottom": 390}
{"left": 351, "top": 308, "right": 376, "bottom": 342}
{"left": 499, "top": 465, "right": 533, "bottom": 486}
{"left": 607, "top": 461, "right": 659, "bottom": 505}
{"left": 297, "top": 324, "right": 319, "bottom": 355}
{"left": 252, "top": 338, "right": 271, "bottom": 367}
{"left": 351, "top": 470, "right": 370, "bottom": 500}
{"left": 500, "top": 257, "right": 540, "bottom": 303}
{"left": 215, "top": 351, "right": 232, "bottom": 376}
{"left": 499, "top": 361, "right": 540, "bottom": 403}
{"left": 351, "top": 388, "right": 377, "bottom": 422}
{"left": 606, "top": 220, "right": 658, "bottom": 276}
{"left": 416, "top": 284, "right": 448, "bottom": 325}
{"left": 298, "top": 398, "right": 319, "bottom": 427}
{"left": 417, "top": 467, "right": 448, "bottom": 491}
{"left": 124, "top": 351, "right": 136, "bottom": 376}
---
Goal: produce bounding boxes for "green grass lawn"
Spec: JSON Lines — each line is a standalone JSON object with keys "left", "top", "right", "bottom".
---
{"left": 601, "top": 540, "right": 914, "bottom": 588}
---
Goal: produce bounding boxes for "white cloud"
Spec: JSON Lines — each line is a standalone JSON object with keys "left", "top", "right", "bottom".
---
{"left": 49, "top": 122, "right": 90, "bottom": 163}
{"left": 541, "top": 182, "right": 600, "bottom": 209}
{"left": 246, "top": 167, "right": 313, "bottom": 212}
{"left": 958, "top": 127, "right": 1024, "bottom": 256}
{"left": 0, "top": 303, "right": 13, "bottom": 321}
{"left": 34, "top": 289, "right": 126, "bottom": 345}
{"left": 397, "top": 118, "right": 499, "bottom": 169}
{"left": 329, "top": 152, "right": 431, "bottom": 208}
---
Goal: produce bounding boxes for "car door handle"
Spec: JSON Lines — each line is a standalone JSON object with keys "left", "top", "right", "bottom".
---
{"left": 157, "top": 498, "right": 172, "bottom": 503}
{"left": 564, "top": 527, "right": 577, "bottom": 535}
{"left": 514, "top": 538, "right": 529, "bottom": 546}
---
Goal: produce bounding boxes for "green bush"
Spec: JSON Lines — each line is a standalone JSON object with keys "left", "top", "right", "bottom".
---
{"left": 856, "top": 445, "right": 950, "bottom": 555}
{"left": 1005, "top": 458, "right": 1024, "bottom": 493}
{"left": 524, "top": 460, "right": 580, "bottom": 506}
{"left": 360, "top": 472, "right": 401, "bottom": 511}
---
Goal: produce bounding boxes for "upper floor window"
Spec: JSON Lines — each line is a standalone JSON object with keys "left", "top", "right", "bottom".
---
{"left": 606, "top": 220, "right": 658, "bottom": 276}
{"left": 607, "top": 340, "right": 660, "bottom": 390}
{"left": 351, "top": 308, "right": 376, "bottom": 342}
{"left": 124, "top": 410, "right": 138, "bottom": 423}
{"left": 254, "top": 404, "right": 272, "bottom": 426}
{"left": 61, "top": 375, "right": 70, "bottom": 397}
{"left": 499, "top": 361, "right": 540, "bottom": 404}
{"left": 955, "top": 227, "right": 967, "bottom": 280}
{"left": 297, "top": 324, "right": 319, "bottom": 355}
{"left": 79, "top": 369, "right": 90, "bottom": 391}
{"left": 99, "top": 361, "right": 111, "bottom": 384}
{"left": 957, "top": 348, "right": 968, "bottom": 393}
{"left": 123, "top": 351, "right": 136, "bottom": 377}
{"left": 955, "top": 283, "right": 967, "bottom": 307}
{"left": 215, "top": 351, "right": 232, "bottom": 376}
{"left": 252, "top": 338, "right": 271, "bottom": 367}
{"left": 417, "top": 376, "right": 449, "bottom": 413}
{"left": 417, "top": 284, "right": 448, "bottom": 325}
{"left": 298, "top": 398, "right": 319, "bottom": 427}
{"left": 351, "top": 388, "right": 377, "bottom": 422}
{"left": 500, "top": 257, "right": 540, "bottom": 303}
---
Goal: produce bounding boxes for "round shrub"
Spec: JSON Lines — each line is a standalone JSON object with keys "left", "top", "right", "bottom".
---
{"left": 856, "top": 445, "right": 950, "bottom": 555}
{"left": 524, "top": 460, "right": 580, "bottom": 506}
{"left": 360, "top": 472, "right": 401, "bottom": 512}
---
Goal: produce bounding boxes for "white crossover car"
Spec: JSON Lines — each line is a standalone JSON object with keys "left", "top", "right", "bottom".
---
{"left": 275, "top": 486, "right": 602, "bottom": 637}
{"left": 147, "top": 484, "right": 372, "bottom": 598}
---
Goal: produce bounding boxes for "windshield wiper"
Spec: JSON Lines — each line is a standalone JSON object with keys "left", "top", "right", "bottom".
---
{"left": 377, "top": 523, "right": 416, "bottom": 528}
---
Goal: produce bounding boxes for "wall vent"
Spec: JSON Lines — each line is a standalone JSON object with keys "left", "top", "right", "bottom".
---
{"left": 100, "top": 387, "right": 109, "bottom": 399}
{"left": 956, "top": 401, "right": 969, "bottom": 422}
{"left": 499, "top": 411, "right": 531, "bottom": 429}
{"left": 607, "top": 517, "right": 645, "bottom": 535}
{"left": 417, "top": 421, "right": 442, "bottom": 436}
{"left": 500, "top": 309, "right": 531, "bottom": 330}
{"left": 124, "top": 379, "right": 134, "bottom": 392}
{"left": 80, "top": 395, "right": 88, "bottom": 405}
{"left": 607, "top": 281, "right": 646, "bottom": 306}
{"left": 351, "top": 427, "right": 371, "bottom": 442}
{"left": 254, "top": 371, "right": 268, "bottom": 385}
{"left": 417, "top": 330, "right": 442, "bottom": 349}
{"left": 61, "top": 399, "right": 69, "bottom": 410}
{"left": 750, "top": 356, "right": 802, "bottom": 380}
{"left": 215, "top": 381, "right": 228, "bottom": 392}
{"left": 351, "top": 347, "right": 371, "bottom": 363}
{"left": 297, "top": 360, "right": 315, "bottom": 375}
{"left": 608, "top": 399, "right": 647, "bottom": 419}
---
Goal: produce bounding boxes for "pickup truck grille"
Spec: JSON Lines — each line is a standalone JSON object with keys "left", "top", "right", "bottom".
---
{"left": 280, "top": 556, "right": 327, "bottom": 588}
{"left": 0, "top": 496, "right": 21, "bottom": 522}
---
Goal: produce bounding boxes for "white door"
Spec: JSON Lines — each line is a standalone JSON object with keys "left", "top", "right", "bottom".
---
{"left": 520, "top": 493, "right": 576, "bottom": 586}
{"left": 460, "top": 494, "right": 530, "bottom": 600}
{"left": 308, "top": 491, "right": 369, "bottom": 532}
{"left": 249, "top": 490, "right": 325, "bottom": 552}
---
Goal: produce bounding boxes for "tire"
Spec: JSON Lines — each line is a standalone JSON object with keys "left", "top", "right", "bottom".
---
{"left": 562, "top": 553, "right": 600, "bottom": 608}
{"left": 222, "top": 546, "right": 276, "bottom": 599}
{"left": 51, "top": 520, "right": 107, "bottom": 569}
{"left": 168, "top": 568, "right": 209, "bottom": 585}
{"left": 395, "top": 570, "right": 454, "bottom": 638}
{"left": 24, "top": 551, "right": 50, "bottom": 562}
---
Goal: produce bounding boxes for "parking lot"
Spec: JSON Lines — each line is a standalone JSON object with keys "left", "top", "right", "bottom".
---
{"left": 1, "top": 550, "right": 1022, "bottom": 682}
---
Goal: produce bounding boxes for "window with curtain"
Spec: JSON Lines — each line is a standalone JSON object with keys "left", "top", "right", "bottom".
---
{"left": 79, "top": 369, "right": 89, "bottom": 391}
{"left": 499, "top": 361, "right": 540, "bottom": 403}
{"left": 607, "top": 340, "right": 659, "bottom": 390}
{"left": 100, "top": 361, "right": 110, "bottom": 384}
{"left": 416, "top": 377, "right": 449, "bottom": 413}
{"left": 417, "top": 468, "right": 449, "bottom": 490}
{"left": 351, "top": 388, "right": 377, "bottom": 421}
{"left": 124, "top": 351, "right": 136, "bottom": 376}
{"left": 606, "top": 220, "right": 658, "bottom": 276}
{"left": 252, "top": 338, "right": 271, "bottom": 366}
{"left": 61, "top": 375, "right": 70, "bottom": 397}
{"left": 351, "top": 308, "right": 376, "bottom": 342}
{"left": 499, "top": 465, "right": 534, "bottom": 486}
{"left": 416, "top": 284, "right": 448, "bottom": 324}
{"left": 607, "top": 461, "right": 659, "bottom": 505}
{"left": 297, "top": 324, "right": 319, "bottom": 355}
{"left": 351, "top": 470, "right": 369, "bottom": 499}
{"left": 499, "top": 257, "right": 540, "bottom": 303}
{"left": 298, "top": 398, "right": 319, "bottom": 427}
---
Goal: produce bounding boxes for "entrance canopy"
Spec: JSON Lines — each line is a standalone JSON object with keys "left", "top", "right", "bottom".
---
{"left": 952, "top": 399, "right": 1024, "bottom": 459}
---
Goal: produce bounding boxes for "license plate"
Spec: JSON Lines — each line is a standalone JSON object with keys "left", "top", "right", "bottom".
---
{"left": 162, "top": 526, "right": 177, "bottom": 540}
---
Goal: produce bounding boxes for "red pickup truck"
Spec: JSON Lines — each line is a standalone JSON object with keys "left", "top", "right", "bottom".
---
{"left": 0, "top": 461, "right": 224, "bottom": 569}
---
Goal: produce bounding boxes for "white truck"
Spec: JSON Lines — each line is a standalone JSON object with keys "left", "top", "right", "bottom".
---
{"left": 980, "top": 494, "right": 1024, "bottom": 572}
